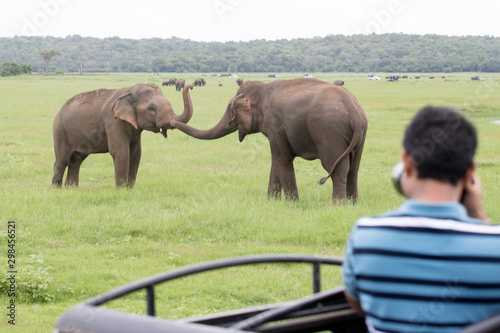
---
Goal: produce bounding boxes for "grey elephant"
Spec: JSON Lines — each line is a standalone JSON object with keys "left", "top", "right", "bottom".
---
{"left": 175, "top": 79, "right": 185, "bottom": 91}
{"left": 193, "top": 78, "right": 202, "bottom": 87}
{"left": 171, "top": 78, "right": 367, "bottom": 203}
{"left": 201, "top": 78, "right": 206, "bottom": 86}
{"left": 52, "top": 84, "right": 194, "bottom": 187}
{"left": 236, "top": 78, "right": 243, "bottom": 86}
{"left": 168, "top": 77, "right": 177, "bottom": 86}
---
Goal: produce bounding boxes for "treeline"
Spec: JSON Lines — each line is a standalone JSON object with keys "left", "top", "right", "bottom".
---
{"left": 0, "top": 62, "right": 31, "bottom": 76}
{"left": 1, "top": 34, "right": 499, "bottom": 73}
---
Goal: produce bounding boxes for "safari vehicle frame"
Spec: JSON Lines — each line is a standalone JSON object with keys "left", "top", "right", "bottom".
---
{"left": 54, "top": 254, "right": 500, "bottom": 333}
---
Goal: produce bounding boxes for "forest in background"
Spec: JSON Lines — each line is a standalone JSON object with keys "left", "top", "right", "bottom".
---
{"left": 1, "top": 33, "right": 499, "bottom": 74}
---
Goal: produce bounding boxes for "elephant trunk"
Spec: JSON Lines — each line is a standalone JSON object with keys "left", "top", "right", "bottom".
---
{"left": 173, "top": 84, "right": 194, "bottom": 124}
{"left": 171, "top": 109, "right": 237, "bottom": 140}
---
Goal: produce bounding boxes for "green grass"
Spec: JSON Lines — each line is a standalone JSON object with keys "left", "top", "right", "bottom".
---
{"left": 0, "top": 72, "right": 499, "bottom": 332}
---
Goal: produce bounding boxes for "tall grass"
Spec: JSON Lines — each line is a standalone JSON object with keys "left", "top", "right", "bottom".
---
{"left": 0, "top": 73, "right": 499, "bottom": 331}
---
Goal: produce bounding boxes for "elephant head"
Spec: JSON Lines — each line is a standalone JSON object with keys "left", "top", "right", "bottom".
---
{"left": 113, "top": 83, "right": 193, "bottom": 137}
{"left": 171, "top": 82, "right": 262, "bottom": 142}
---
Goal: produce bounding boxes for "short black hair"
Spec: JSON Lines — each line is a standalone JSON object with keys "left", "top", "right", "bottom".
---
{"left": 403, "top": 106, "right": 477, "bottom": 185}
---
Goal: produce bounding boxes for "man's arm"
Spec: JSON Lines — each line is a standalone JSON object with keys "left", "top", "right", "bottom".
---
{"left": 344, "top": 290, "right": 365, "bottom": 316}
{"left": 342, "top": 226, "right": 365, "bottom": 317}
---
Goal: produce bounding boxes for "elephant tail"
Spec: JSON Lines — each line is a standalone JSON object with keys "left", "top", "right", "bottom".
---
{"left": 318, "top": 115, "right": 365, "bottom": 185}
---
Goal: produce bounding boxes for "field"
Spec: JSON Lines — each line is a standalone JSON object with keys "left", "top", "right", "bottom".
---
{"left": 0, "top": 72, "right": 499, "bottom": 332}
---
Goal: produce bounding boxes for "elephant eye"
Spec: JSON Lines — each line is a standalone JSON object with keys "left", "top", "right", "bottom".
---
{"left": 148, "top": 104, "right": 156, "bottom": 112}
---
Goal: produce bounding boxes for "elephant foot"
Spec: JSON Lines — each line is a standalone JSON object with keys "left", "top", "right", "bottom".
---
{"left": 284, "top": 191, "right": 299, "bottom": 201}
{"left": 114, "top": 178, "right": 135, "bottom": 188}
{"left": 267, "top": 185, "right": 282, "bottom": 199}
{"left": 332, "top": 198, "right": 348, "bottom": 205}
{"left": 332, "top": 195, "right": 358, "bottom": 205}
{"left": 347, "top": 194, "right": 358, "bottom": 204}
{"left": 64, "top": 178, "right": 79, "bottom": 187}
{"left": 267, "top": 192, "right": 281, "bottom": 200}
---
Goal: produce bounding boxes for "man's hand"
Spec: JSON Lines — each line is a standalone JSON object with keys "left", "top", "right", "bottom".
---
{"left": 344, "top": 291, "right": 365, "bottom": 317}
{"left": 462, "top": 172, "right": 489, "bottom": 223}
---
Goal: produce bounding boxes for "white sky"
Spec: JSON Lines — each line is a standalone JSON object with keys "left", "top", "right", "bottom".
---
{"left": 1, "top": 0, "right": 499, "bottom": 42}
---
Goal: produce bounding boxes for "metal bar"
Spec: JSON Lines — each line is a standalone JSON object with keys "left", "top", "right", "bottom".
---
{"left": 85, "top": 254, "right": 343, "bottom": 306}
{"left": 312, "top": 262, "right": 321, "bottom": 293}
{"left": 146, "top": 285, "right": 155, "bottom": 316}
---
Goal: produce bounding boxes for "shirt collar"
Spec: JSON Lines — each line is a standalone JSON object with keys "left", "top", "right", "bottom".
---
{"left": 384, "top": 199, "right": 483, "bottom": 224}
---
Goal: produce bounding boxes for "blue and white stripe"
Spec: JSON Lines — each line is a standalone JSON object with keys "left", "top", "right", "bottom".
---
{"left": 343, "top": 201, "right": 500, "bottom": 333}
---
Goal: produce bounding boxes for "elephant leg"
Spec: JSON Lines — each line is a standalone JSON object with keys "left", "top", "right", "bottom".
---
{"left": 128, "top": 140, "right": 141, "bottom": 187}
{"left": 269, "top": 141, "right": 298, "bottom": 200}
{"left": 331, "top": 157, "right": 350, "bottom": 203}
{"left": 319, "top": 148, "right": 350, "bottom": 203}
{"left": 52, "top": 141, "right": 72, "bottom": 186}
{"left": 347, "top": 154, "right": 361, "bottom": 202}
{"left": 52, "top": 161, "right": 67, "bottom": 186}
{"left": 65, "top": 152, "right": 88, "bottom": 186}
{"left": 346, "top": 146, "right": 364, "bottom": 202}
{"left": 109, "top": 140, "right": 130, "bottom": 187}
{"left": 267, "top": 165, "right": 282, "bottom": 199}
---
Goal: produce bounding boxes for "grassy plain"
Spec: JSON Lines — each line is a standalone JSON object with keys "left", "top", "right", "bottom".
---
{"left": 0, "top": 72, "right": 499, "bottom": 332}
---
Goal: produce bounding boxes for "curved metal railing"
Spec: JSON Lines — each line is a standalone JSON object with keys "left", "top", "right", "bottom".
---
{"left": 84, "top": 254, "right": 344, "bottom": 317}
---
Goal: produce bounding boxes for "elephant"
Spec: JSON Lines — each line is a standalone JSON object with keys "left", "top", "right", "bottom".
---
{"left": 52, "top": 83, "right": 194, "bottom": 187}
{"left": 333, "top": 80, "right": 344, "bottom": 86}
{"left": 201, "top": 78, "right": 206, "bottom": 86}
{"left": 171, "top": 78, "right": 367, "bottom": 203}
{"left": 176, "top": 79, "right": 185, "bottom": 91}
{"left": 162, "top": 81, "right": 169, "bottom": 87}
{"left": 193, "top": 78, "right": 202, "bottom": 87}
{"left": 236, "top": 78, "right": 243, "bottom": 86}
{"left": 169, "top": 77, "right": 177, "bottom": 86}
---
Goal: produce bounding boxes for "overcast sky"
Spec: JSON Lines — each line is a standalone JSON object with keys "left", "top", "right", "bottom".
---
{"left": 1, "top": 0, "right": 499, "bottom": 42}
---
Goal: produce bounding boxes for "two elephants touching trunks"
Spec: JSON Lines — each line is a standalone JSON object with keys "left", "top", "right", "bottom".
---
{"left": 171, "top": 78, "right": 367, "bottom": 203}
{"left": 52, "top": 84, "right": 194, "bottom": 187}
{"left": 52, "top": 78, "right": 367, "bottom": 203}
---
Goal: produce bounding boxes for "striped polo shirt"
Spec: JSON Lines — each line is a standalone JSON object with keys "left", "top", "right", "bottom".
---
{"left": 342, "top": 200, "right": 500, "bottom": 333}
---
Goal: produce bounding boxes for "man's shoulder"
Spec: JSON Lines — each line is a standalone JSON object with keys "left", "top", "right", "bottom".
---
{"left": 365, "top": 200, "right": 485, "bottom": 225}
{"left": 357, "top": 215, "right": 499, "bottom": 233}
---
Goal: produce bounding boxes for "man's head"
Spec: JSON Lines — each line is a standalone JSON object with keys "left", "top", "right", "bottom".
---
{"left": 403, "top": 106, "right": 477, "bottom": 185}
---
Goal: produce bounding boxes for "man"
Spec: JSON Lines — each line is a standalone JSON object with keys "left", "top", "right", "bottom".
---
{"left": 342, "top": 106, "right": 498, "bottom": 333}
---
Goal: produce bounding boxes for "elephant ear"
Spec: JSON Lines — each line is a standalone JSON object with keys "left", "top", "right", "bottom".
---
{"left": 228, "top": 94, "right": 253, "bottom": 142}
{"left": 112, "top": 93, "right": 139, "bottom": 129}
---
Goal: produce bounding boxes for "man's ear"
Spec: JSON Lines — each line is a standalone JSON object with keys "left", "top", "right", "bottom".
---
{"left": 462, "top": 162, "right": 477, "bottom": 185}
{"left": 112, "top": 93, "right": 139, "bottom": 129}
{"left": 401, "top": 150, "right": 416, "bottom": 177}
{"left": 400, "top": 150, "right": 419, "bottom": 198}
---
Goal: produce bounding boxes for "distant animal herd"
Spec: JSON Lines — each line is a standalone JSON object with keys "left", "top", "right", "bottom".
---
{"left": 157, "top": 73, "right": 480, "bottom": 92}
{"left": 158, "top": 74, "right": 348, "bottom": 91}
{"left": 385, "top": 75, "right": 446, "bottom": 80}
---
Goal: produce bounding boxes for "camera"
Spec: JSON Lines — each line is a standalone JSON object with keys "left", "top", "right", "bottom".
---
{"left": 391, "top": 161, "right": 468, "bottom": 202}
{"left": 391, "top": 162, "right": 405, "bottom": 196}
